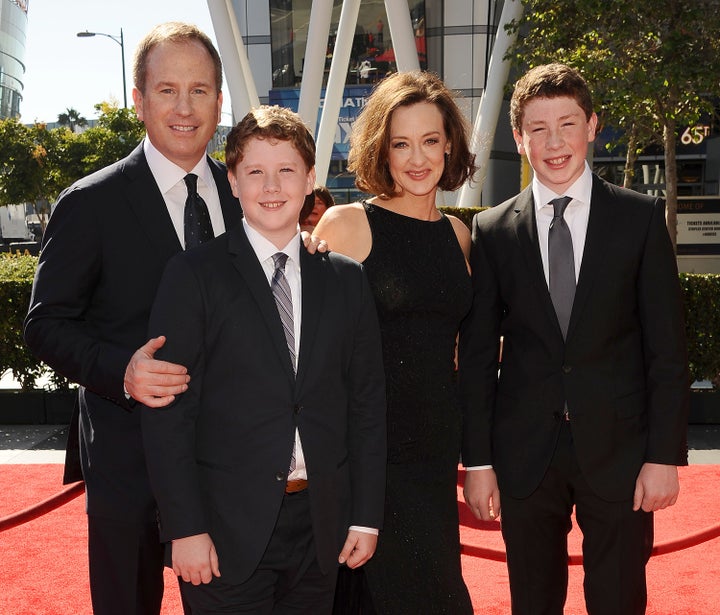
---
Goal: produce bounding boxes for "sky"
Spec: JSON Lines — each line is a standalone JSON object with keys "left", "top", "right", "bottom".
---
{"left": 20, "top": 0, "right": 232, "bottom": 123}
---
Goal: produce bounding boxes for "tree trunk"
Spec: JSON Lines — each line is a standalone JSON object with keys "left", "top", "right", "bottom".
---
{"left": 623, "top": 125, "right": 638, "bottom": 189}
{"left": 663, "top": 118, "right": 679, "bottom": 254}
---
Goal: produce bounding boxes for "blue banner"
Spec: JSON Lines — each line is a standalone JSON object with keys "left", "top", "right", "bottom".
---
{"left": 269, "top": 85, "right": 374, "bottom": 160}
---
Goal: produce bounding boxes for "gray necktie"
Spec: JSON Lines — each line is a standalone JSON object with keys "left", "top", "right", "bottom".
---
{"left": 270, "top": 253, "right": 296, "bottom": 371}
{"left": 548, "top": 196, "right": 575, "bottom": 339}
{"left": 271, "top": 252, "right": 296, "bottom": 471}
{"left": 183, "top": 173, "right": 214, "bottom": 249}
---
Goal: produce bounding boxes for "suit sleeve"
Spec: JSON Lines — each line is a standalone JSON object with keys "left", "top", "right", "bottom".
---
{"left": 458, "top": 213, "right": 503, "bottom": 467}
{"left": 141, "top": 254, "right": 209, "bottom": 541}
{"left": 23, "top": 187, "right": 134, "bottom": 405}
{"left": 346, "top": 265, "right": 387, "bottom": 529}
{"left": 638, "top": 199, "right": 690, "bottom": 465}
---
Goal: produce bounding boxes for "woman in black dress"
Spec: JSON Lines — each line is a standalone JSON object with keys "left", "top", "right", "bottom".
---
{"left": 313, "top": 71, "right": 477, "bottom": 614}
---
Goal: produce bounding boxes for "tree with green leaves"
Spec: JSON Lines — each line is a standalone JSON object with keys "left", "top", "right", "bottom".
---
{"left": 506, "top": 0, "right": 720, "bottom": 251}
{"left": 0, "top": 103, "right": 145, "bottom": 234}
{"left": 57, "top": 107, "right": 88, "bottom": 133}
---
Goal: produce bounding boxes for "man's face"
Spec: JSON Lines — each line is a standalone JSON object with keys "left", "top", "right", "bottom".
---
{"left": 513, "top": 96, "right": 597, "bottom": 195}
{"left": 228, "top": 137, "right": 315, "bottom": 249}
{"left": 133, "top": 40, "right": 222, "bottom": 171}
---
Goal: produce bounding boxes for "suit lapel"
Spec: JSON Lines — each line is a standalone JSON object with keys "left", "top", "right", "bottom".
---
{"left": 296, "top": 249, "right": 326, "bottom": 390}
{"left": 567, "top": 175, "right": 615, "bottom": 340}
{"left": 512, "top": 188, "right": 562, "bottom": 334}
{"left": 227, "top": 226, "right": 296, "bottom": 383}
{"left": 121, "top": 144, "right": 182, "bottom": 263}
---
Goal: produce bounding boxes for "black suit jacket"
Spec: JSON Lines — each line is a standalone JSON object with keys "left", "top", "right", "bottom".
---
{"left": 459, "top": 175, "right": 689, "bottom": 502}
{"left": 24, "top": 142, "right": 241, "bottom": 521}
{"left": 141, "top": 224, "right": 387, "bottom": 584}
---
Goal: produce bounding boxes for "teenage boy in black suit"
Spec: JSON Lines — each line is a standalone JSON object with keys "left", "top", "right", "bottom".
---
{"left": 460, "top": 63, "right": 689, "bottom": 614}
{"left": 141, "top": 105, "right": 387, "bottom": 614}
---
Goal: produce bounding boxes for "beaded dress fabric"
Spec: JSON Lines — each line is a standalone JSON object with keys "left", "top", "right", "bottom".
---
{"left": 359, "top": 201, "right": 473, "bottom": 614}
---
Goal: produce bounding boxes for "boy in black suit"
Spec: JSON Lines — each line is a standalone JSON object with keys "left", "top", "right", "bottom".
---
{"left": 460, "top": 64, "right": 689, "bottom": 614}
{"left": 141, "top": 106, "right": 387, "bottom": 614}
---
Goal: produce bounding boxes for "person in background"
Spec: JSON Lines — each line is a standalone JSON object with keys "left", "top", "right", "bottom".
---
{"left": 23, "top": 22, "right": 241, "bottom": 615}
{"left": 141, "top": 105, "right": 387, "bottom": 614}
{"left": 311, "top": 70, "right": 477, "bottom": 614}
{"left": 460, "top": 63, "right": 690, "bottom": 614}
{"left": 300, "top": 184, "right": 335, "bottom": 233}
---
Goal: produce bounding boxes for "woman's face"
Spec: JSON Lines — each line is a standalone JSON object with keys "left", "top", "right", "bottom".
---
{"left": 386, "top": 101, "right": 450, "bottom": 199}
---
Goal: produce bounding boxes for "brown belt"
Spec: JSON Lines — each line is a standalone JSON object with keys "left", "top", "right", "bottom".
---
{"left": 285, "top": 479, "right": 308, "bottom": 494}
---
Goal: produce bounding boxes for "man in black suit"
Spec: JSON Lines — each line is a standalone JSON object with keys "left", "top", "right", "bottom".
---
{"left": 141, "top": 105, "right": 387, "bottom": 614}
{"left": 460, "top": 64, "right": 689, "bottom": 614}
{"left": 24, "top": 22, "right": 240, "bottom": 615}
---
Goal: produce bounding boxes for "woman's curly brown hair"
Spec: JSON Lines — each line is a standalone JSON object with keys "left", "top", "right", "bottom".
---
{"left": 348, "top": 71, "right": 477, "bottom": 198}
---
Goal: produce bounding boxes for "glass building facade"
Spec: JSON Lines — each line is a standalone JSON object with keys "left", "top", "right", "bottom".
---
{"left": 226, "top": 0, "right": 511, "bottom": 205}
{"left": 0, "top": 0, "right": 27, "bottom": 119}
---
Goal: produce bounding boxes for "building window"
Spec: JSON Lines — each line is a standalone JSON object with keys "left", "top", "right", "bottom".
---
{"left": 269, "top": 0, "right": 426, "bottom": 89}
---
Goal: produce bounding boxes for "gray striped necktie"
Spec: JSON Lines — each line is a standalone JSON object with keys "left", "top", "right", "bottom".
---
{"left": 548, "top": 196, "right": 575, "bottom": 339}
{"left": 270, "top": 252, "right": 296, "bottom": 372}
{"left": 271, "top": 252, "right": 296, "bottom": 472}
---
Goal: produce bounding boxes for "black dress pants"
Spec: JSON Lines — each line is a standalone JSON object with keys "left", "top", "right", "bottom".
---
{"left": 181, "top": 489, "right": 337, "bottom": 614}
{"left": 87, "top": 514, "right": 165, "bottom": 615}
{"left": 500, "top": 422, "right": 654, "bottom": 615}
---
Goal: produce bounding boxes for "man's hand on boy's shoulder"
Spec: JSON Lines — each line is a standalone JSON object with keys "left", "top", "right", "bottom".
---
{"left": 125, "top": 335, "right": 190, "bottom": 407}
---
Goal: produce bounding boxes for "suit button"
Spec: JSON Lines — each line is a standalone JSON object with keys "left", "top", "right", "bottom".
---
{"left": 275, "top": 472, "right": 286, "bottom": 481}
{"left": 293, "top": 404, "right": 302, "bottom": 415}
{"left": 562, "top": 365, "right": 572, "bottom": 374}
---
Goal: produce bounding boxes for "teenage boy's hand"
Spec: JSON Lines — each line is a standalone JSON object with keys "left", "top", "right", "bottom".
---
{"left": 464, "top": 467, "right": 501, "bottom": 521}
{"left": 300, "top": 230, "right": 328, "bottom": 254}
{"left": 633, "top": 462, "right": 680, "bottom": 512}
{"left": 172, "top": 533, "right": 221, "bottom": 585}
{"left": 338, "top": 530, "right": 378, "bottom": 568}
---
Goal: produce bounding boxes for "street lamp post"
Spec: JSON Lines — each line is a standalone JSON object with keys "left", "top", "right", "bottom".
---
{"left": 76, "top": 28, "right": 127, "bottom": 108}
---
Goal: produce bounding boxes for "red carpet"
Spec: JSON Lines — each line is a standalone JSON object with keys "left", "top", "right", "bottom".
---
{"left": 1, "top": 465, "right": 719, "bottom": 614}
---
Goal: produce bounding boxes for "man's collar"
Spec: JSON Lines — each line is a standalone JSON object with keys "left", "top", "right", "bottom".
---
{"left": 142, "top": 137, "right": 212, "bottom": 194}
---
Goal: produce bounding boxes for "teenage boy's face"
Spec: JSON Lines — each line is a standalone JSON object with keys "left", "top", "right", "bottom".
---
{"left": 513, "top": 96, "right": 598, "bottom": 195}
{"left": 228, "top": 137, "right": 315, "bottom": 249}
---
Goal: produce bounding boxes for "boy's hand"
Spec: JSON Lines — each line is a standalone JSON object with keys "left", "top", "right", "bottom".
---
{"left": 464, "top": 468, "right": 501, "bottom": 521}
{"left": 633, "top": 463, "right": 679, "bottom": 512}
{"left": 172, "top": 533, "right": 221, "bottom": 585}
{"left": 300, "top": 230, "right": 328, "bottom": 255}
{"left": 338, "top": 530, "right": 378, "bottom": 568}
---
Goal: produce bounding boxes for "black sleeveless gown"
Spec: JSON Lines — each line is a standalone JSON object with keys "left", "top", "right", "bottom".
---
{"left": 334, "top": 201, "right": 473, "bottom": 614}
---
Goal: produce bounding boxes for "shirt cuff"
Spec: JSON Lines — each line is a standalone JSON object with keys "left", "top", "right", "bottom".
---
{"left": 349, "top": 525, "right": 379, "bottom": 536}
{"left": 464, "top": 465, "right": 493, "bottom": 471}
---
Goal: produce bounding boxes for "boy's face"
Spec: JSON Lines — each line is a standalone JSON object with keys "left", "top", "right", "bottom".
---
{"left": 228, "top": 137, "right": 315, "bottom": 248}
{"left": 513, "top": 96, "right": 597, "bottom": 195}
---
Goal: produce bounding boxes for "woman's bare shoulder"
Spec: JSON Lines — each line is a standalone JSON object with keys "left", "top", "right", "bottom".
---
{"left": 314, "top": 201, "right": 372, "bottom": 261}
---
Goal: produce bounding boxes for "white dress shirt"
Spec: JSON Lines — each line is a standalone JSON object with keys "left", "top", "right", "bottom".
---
{"left": 242, "top": 219, "right": 306, "bottom": 481}
{"left": 533, "top": 162, "right": 593, "bottom": 285}
{"left": 143, "top": 138, "right": 226, "bottom": 248}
